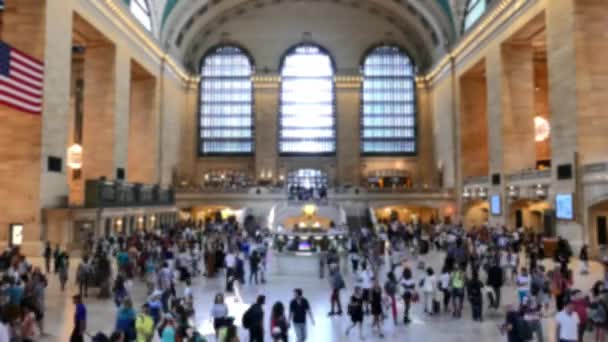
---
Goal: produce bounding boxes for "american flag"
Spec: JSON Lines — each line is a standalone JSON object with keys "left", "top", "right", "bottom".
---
{"left": 0, "top": 41, "right": 44, "bottom": 115}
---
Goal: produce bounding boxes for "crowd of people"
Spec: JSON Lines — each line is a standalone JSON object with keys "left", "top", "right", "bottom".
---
{"left": 0, "top": 215, "right": 607, "bottom": 342}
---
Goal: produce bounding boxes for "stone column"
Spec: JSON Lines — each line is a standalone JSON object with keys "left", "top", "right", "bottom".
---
{"left": 39, "top": 0, "right": 72, "bottom": 208}
{"left": 459, "top": 71, "right": 488, "bottom": 179}
{"left": 113, "top": 44, "right": 130, "bottom": 181}
{"left": 253, "top": 77, "right": 279, "bottom": 181}
{"left": 500, "top": 43, "right": 536, "bottom": 173}
{"left": 75, "top": 44, "right": 116, "bottom": 205}
{"left": 335, "top": 77, "right": 361, "bottom": 187}
{"left": 546, "top": 0, "right": 581, "bottom": 244}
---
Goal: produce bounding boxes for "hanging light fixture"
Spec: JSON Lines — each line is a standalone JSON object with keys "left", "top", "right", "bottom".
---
{"left": 67, "top": 143, "right": 83, "bottom": 169}
{"left": 534, "top": 116, "right": 550, "bottom": 142}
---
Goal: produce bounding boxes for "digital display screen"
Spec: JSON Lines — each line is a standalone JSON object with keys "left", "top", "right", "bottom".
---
{"left": 490, "top": 195, "right": 501, "bottom": 216}
{"left": 298, "top": 241, "right": 312, "bottom": 251}
{"left": 556, "top": 193, "right": 574, "bottom": 220}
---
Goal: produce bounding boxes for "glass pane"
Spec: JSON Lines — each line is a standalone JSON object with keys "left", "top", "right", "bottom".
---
{"left": 279, "top": 44, "right": 335, "bottom": 154}
{"left": 199, "top": 46, "right": 254, "bottom": 154}
{"left": 361, "top": 45, "right": 416, "bottom": 154}
{"left": 130, "top": 0, "right": 151, "bottom": 30}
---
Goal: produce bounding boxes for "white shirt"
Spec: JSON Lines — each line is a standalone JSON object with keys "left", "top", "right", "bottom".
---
{"left": 516, "top": 275, "right": 530, "bottom": 292}
{"left": 556, "top": 310, "right": 579, "bottom": 340}
{"left": 423, "top": 275, "right": 436, "bottom": 293}
{"left": 358, "top": 269, "right": 373, "bottom": 289}
{"left": 225, "top": 253, "right": 236, "bottom": 268}
{"left": 440, "top": 273, "right": 451, "bottom": 289}
{"left": 0, "top": 321, "right": 9, "bottom": 342}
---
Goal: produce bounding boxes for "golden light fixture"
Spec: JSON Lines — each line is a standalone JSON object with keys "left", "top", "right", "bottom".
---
{"left": 534, "top": 116, "right": 550, "bottom": 142}
{"left": 67, "top": 144, "right": 83, "bottom": 169}
{"left": 302, "top": 204, "right": 317, "bottom": 218}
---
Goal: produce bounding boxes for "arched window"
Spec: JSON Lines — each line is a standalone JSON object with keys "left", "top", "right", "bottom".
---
{"left": 361, "top": 45, "right": 416, "bottom": 154}
{"left": 129, "top": 0, "right": 152, "bottom": 31}
{"left": 463, "top": 0, "right": 494, "bottom": 32}
{"left": 279, "top": 44, "right": 335, "bottom": 154}
{"left": 199, "top": 45, "right": 254, "bottom": 155}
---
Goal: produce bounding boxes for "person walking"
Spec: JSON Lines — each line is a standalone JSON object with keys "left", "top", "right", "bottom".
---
{"left": 43, "top": 242, "right": 52, "bottom": 274}
{"left": 556, "top": 301, "right": 580, "bottom": 342}
{"left": 328, "top": 264, "right": 345, "bottom": 316}
{"left": 384, "top": 271, "right": 399, "bottom": 324}
{"left": 76, "top": 256, "right": 91, "bottom": 298}
{"left": 243, "top": 295, "right": 265, "bottom": 342}
{"left": 115, "top": 298, "right": 137, "bottom": 341}
{"left": 345, "top": 286, "right": 364, "bottom": 339}
{"left": 439, "top": 266, "right": 451, "bottom": 313}
{"left": 211, "top": 293, "right": 229, "bottom": 340}
{"left": 370, "top": 281, "right": 385, "bottom": 337}
{"left": 400, "top": 267, "right": 416, "bottom": 324}
{"left": 58, "top": 252, "right": 69, "bottom": 292}
{"left": 467, "top": 271, "right": 484, "bottom": 322}
{"left": 70, "top": 295, "right": 86, "bottom": 342}
{"left": 422, "top": 267, "right": 437, "bottom": 315}
{"left": 249, "top": 251, "right": 261, "bottom": 285}
{"left": 270, "top": 302, "right": 289, "bottom": 342}
{"left": 580, "top": 245, "right": 589, "bottom": 275}
{"left": 357, "top": 263, "right": 374, "bottom": 315}
{"left": 451, "top": 265, "right": 466, "bottom": 318}
{"left": 289, "top": 288, "right": 315, "bottom": 342}
{"left": 487, "top": 261, "right": 504, "bottom": 309}
{"left": 135, "top": 304, "right": 154, "bottom": 342}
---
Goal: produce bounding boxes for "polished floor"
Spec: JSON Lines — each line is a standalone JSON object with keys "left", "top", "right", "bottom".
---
{"left": 38, "top": 249, "right": 604, "bottom": 342}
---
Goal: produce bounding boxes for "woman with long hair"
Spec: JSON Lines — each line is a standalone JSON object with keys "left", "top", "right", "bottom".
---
{"left": 270, "top": 301, "right": 289, "bottom": 342}
{"left": 400, "top": 267, "right": 416, "bottom": 324}
{"left": 346, "top": 286, "right": 364, "bottom": 339}
{"left": 210, "top": 292, "right": 229, "bottom": 340}
{"left": 370, "top": 281, "right": 385, "bottom": 337}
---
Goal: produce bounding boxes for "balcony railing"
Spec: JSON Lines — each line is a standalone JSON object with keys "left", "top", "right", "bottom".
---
{"left": 463, "top": 176, "right": 489, "bottom": 186}
{"left": 85, "top": 180, "right": 174, "bottom": 208}
{"left": 583, "top": 162, "right": 608, "bottom": 175}
{"left": 506, "top": 169, "right": 551, "bottom": 182}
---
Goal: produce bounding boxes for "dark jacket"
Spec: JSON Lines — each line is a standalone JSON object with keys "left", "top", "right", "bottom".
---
{"left": 487, "top": 265, "right": 504, "bottom": 288}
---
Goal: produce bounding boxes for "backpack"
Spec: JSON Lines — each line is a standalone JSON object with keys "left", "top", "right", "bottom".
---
{"left": 242, "top": 306, "right": 254, "bottom": 329}
{"left": 590, "top": 302, "right": 607, "bottom": 324}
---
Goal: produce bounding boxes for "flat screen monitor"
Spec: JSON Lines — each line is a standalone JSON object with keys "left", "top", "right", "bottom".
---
{"left": 298, "top": 241, "right": 312, "bottom": 251}
{"left": 555, "top": 193, "right": 574, "bottom": 220}
{"left": 490, "top": 195, "right": 501, "bottom": 215}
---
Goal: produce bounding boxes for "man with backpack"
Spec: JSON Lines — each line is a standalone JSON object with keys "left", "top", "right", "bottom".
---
{"left": 243, "top": 295, "right": 265, "bottom": 342}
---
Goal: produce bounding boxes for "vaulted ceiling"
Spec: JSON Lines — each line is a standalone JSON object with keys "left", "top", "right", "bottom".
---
{"left": 146, "top": 0, "right": 472, "bottom": 73}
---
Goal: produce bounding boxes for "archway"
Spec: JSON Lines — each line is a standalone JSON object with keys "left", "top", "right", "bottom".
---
{"left": 462, "top": 199, "right": 489, "bottom": 230}
{"left": 588, "top": 199, "right": 608, "bottom": 256}
{"left": 508, "top": 199, "right": 550, "bottom": 233}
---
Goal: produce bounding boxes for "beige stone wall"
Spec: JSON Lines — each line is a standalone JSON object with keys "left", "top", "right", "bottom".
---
{"left": 0, "top": 0, "right": 46, "bottom": 251}
{"left": 459, "top": 71, "right": 489, "bottom": 179}
{"left": 128, "top": 63, "right": 158, "bottom": 184}
{"left": 574, "top": 0, "right": 608, "bottom": 165}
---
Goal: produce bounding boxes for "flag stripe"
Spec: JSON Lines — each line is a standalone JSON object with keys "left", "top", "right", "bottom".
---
{"left": 0, "top": 85, "right": 42, "bottom": 104}
{"left": 0, "top": 76, "right": 42, "bottom": 96}
{"left": 11, "top": 49, "right": 44, "bottom": 71}
{"left": 11, "top": 58, "right": 43, "bottom": 81}
{"left": 11, "top": 69, "right": 43, "bottom": 89}
{"left": 0, "top": 95, "right": 42, "bottom": 113}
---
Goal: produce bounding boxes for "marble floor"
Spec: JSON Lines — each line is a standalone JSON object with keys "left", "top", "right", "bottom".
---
{"left": 37, "top": 250, "right": 604, "bottom": 342}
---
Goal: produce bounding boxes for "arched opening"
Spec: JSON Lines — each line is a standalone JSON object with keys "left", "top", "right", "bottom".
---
{"left": 374, "top": 205, "right": 439, "bottom": 225}
{"left": 462, "top": 199, "right": 489, "bottom": 230}
{"left": 588, "top": 200, "right": 608, "bottom": 256}
{"left": 508, "top": 199, "right": 551, "bottom": 233}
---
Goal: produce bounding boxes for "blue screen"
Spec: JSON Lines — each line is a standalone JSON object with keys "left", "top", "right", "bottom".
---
{"left": 490, "top": 195, "right": 501, "bottom": 215}
{"left": 556, "top": 193, "right": 574, "bottom": 220}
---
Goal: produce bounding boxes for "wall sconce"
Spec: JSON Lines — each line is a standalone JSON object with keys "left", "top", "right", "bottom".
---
{"left": 478, "top": 187, "right": 488, "bottom": 199}
{"left": 508, "top": 185, "right": 519, "bottom": 199}
{"left": 534, "top": 184, "right": 547, "bottom": 199}
{"left": 462, "top": 189, "right": 471, "bottom": 199}
{"left": 67, "top": 143, "right": 83, "bottom": 169}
